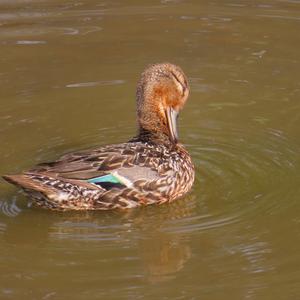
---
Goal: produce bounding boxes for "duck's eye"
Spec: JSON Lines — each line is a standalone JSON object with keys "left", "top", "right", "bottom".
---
{"left": 170, "top": 71, "right": 186, "bottom": 96}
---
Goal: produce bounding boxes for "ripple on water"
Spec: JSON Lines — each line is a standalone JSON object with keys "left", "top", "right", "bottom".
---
{"left": 0, "top": 222, "right": 7, "bottom": 235}
{"left": 148, "top": 122, "right": 299, "bottom": 235}
{"left": 49, "top": 218, "right": 130, "bottom": 243}
{"left": 189, "top": 123, "right": 299, "bottom": 219}
{"left": 0, "top": 196, "right": 22, "bottom": 217}
{"left": 0, "top": 122, "right": 298, "bottom": 238}
{"left": 65, "top": 80, "right": 125, "bottom": 88}
{"left": 0, "top": 26, "right": 102, "bottom": 39}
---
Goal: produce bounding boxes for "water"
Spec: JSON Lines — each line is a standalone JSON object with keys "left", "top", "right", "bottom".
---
{"left": 1, "top": 0, "right": 300, "bottom": 299}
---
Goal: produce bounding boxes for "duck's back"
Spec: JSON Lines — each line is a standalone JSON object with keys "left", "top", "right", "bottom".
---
{"left": 3, "top": 141, "right": 194, "bottom": 210}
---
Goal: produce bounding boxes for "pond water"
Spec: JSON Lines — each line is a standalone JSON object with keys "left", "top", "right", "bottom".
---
{"left": 0, "top": 0, "right": 300, "bottom": 299}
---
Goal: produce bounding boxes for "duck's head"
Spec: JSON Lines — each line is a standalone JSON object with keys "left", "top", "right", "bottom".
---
{"left": 136, "top": 63, "right": 189, "bottom": 144}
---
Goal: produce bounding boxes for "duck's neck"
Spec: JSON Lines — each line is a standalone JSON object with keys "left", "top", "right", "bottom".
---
{"left": 132, "top": 127, "right": 176, "bottom": 147}
{"left": 135, "top": 87, "right": 177, "bottom": 146}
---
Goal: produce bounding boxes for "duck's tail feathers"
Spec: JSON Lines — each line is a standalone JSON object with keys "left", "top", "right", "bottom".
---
{"left": 2, "top": 174, "right": 57, "bottom": 195}
{"left": 2, "top": 174, "right": 80, "bottom": 210}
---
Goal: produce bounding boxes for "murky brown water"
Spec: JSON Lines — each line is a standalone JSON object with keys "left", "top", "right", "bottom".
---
{"left": 1, "top": 0, "right": 300, "bottom": 299}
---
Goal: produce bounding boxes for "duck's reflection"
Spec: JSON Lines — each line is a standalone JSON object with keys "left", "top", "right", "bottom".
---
{"left": 1, "top": 192, "right": 280, "bottom": 298}
{"left": 125, "top": 197, "right": 196, "bottom": 282}
{"left": 139, "top": 231, "right": 191, "bottom": 283}
{"left": 2, "top": 193, "right": 197, "bottom": 283}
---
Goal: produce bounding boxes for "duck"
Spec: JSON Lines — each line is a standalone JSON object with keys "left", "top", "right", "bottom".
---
{"left": 3, "top": 63, "right": 195, "bottom": 210}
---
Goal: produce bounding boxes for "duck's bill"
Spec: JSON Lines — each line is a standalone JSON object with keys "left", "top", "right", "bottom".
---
{"left": 166, "top": 107, "right": 179, "bottom": 143}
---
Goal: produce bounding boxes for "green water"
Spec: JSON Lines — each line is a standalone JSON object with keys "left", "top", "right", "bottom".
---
{"left": 1, "top": 0, "right": 300, "bottom": 299}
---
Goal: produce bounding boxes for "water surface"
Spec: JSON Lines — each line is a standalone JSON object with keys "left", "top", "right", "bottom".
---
{"left": 1, "top": 1, "right": 300, "bottom": 299}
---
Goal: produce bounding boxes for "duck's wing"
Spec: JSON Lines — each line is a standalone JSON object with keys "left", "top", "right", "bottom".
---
{"left": 25, "top": 142, "right": 166, "bottom": 189}
{"left": 2, "top": 142, "right": 179, "bottom": 210}
{"left": 2, "top": 142, "right": 174, "bottom": 210}
{"left": 30, "top": 144, "right": 127, "bottom": 179}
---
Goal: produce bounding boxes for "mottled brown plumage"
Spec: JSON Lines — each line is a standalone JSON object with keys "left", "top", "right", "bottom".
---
{"left": 3, "top": 63, "right": 195, "bottom": 210}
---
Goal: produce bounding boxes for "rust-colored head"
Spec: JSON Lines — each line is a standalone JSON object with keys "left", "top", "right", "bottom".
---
{"left": 136, "top": 63, "right": 189, "bottom": 143}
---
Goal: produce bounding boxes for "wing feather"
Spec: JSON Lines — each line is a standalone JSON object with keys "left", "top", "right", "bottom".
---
{"left": 28, "top": 143, "right": 165, "bottom": 183}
